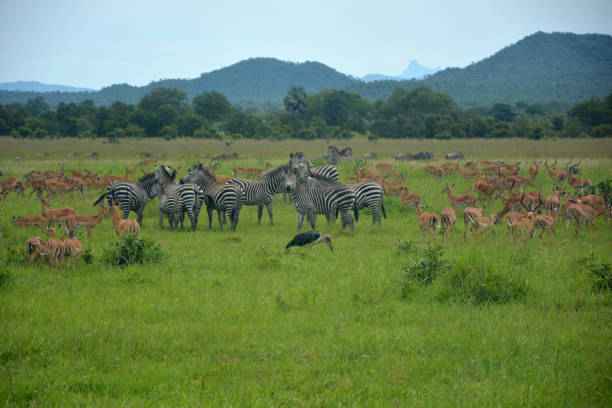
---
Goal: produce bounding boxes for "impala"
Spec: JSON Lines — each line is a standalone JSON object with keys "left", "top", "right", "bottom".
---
{"left": 443, "top": 184, "right": 477, "bottom": 208}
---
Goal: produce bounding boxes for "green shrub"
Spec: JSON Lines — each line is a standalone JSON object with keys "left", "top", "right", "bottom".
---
{"left": 102, "top": 236, "right": 164, "bottom": 267}
{"left": 401, "top": 245, "right": 448, "bottom": 298}
{"left": 438, "top": 259, "right": 527, "bottom": 305}
{"left": 577, "top": 253, "right": 612, "bottom": 292}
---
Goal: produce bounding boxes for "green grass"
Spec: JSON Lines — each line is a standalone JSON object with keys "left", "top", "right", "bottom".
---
{"left": 1, "top": 138, "right": 611, "bottom": 406}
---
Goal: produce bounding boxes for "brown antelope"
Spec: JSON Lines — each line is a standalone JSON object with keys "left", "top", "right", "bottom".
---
{"left": 443, "top": 184, "right": 477, "bottom": 208}
{"left": 544, "top": 161, "right": 568, "bottom": 183}
{"left": 38, "top": 195, "right": 77, "bottom": 230}
{"left": 424, "top": 165, "right": 444, "bottom": 178}
{"left": 569, "top": 175, "right": 592, "bottom": 191}
{"left": 440, "top": 207, "right": 457, "bottom": 239}
{"left": 532, "top": 213, "right": 557, "bottom": 238}
{"left": 13, "top": 214, "right": 49, "bottom": 229}
{"left": 416, "top": 204, "right": 439, "bottom": 236}
{"left": 399, "top": 186, "right": 421, "bottom": 209}
{"left": 528, "top": 161, "right": 540, "bottom": 179}
{"left": 463, "top": 207, "right": 494, "bottom": 239}
{"left": 26, "top": 236, "right": 48, "bottom": 263}
{"left": 521, "top": 192, "right": 543, "bottom": 212}
{"left": 233, "top": 167, "right": 263, "bottom": 178}
{"left": 375, "top": 163, "right": 394, "bottom": 174}
{"left": 474, "top": 178, "right": 497, "bottom": 202}
{"left": 506, "top": 212, "right": 536, "bottom": 238}
{"left": 74, "top": 206, "right": 110, "bottom": 238}
{"left": 544, "top": 189, "right": 564, "bottom": 213}
{"left": 577, "top": 195, "right": 605, "bottom": 212}
{"left": 564, "top": 201, "right": 599, "bottom": 234}
{"left": 110, "top": 204, "right": 140, "bottom": 236}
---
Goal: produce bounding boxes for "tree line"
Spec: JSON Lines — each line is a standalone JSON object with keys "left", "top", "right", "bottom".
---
{"left": 0, "top": 86, "right": 610, "bottom": 140}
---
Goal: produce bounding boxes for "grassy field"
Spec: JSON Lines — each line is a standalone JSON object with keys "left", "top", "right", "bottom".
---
{"left": 1, "top": 138, "right": 611, "bottom": 406}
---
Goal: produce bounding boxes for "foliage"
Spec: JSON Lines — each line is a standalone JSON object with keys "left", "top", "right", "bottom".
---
{"left": 437, "top": 257, "right": 528, "bottom": 305}
{"left": 577, "top": 253, "right": 612, "bottom": 292}
{"left": 400, "top": 245, "right": 449, "bottom": 298}
{"left": 102, "top": 235, "right": 164, "bottom": 267}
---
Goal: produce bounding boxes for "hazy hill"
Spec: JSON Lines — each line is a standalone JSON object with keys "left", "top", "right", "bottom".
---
{"left": 350, "top": 32, "right": 612, "bottom": 105}
{"left": 0, "top": 81, "right": 94, "bottom": 93}
{"left": 0, "top": 58, "right": 358, "bottom": 106}
{"left": 363, "top": 60, "right": 440, "bottom": 82}
{"left": 1, "top": 32, "right": 611, "bottom": 107}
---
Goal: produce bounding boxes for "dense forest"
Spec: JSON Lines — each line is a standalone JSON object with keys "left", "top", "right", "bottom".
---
{"left": 1, "top": 85, "right": 611, "bottom": 140}
{"left": 1, "top": 32, "right": 611, "bottom": 108}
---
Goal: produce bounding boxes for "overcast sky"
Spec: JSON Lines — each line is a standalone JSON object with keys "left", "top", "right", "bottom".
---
{"left": 1, "top": 0, "right": 611, "bottom": 89}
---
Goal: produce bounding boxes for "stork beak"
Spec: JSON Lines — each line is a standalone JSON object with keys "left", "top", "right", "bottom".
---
{"left": 326, "top": 240, "right": 334, "bottom": 252}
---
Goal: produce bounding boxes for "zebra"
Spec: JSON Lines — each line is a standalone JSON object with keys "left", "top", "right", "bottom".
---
{"left": 286, "top": 156, "right": 355, "bottom": 232}
{"left": 93, "top": 168, "right": 162, "bottom": 225}
{"left": 348, "top": 181, "right": 386, "bottom": 224}
{"left": 180, "top": 163, "right": 242, "bottom": 231}
{"left": 227, "top": 165, "right": 290, "bottom": 225}
{"left": 309, "top": 165, "right": 339, "bottom": 182}
{"left": 156, "top": 166, "right": 205, "bottom": 231}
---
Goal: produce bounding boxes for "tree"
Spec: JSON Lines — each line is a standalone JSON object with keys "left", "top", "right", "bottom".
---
{"left": 489, "top": 104, "right": 516, "bottom": 122}
{"left": 193, "top": 92, "right": 232, "bottom": 122}
{"left": 283, "top": 87, "right": 308, "bottom": 116}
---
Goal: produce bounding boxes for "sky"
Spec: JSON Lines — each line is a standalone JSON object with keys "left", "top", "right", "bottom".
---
{"left": 1, "top": 0, "right": 611, "bottom": 89}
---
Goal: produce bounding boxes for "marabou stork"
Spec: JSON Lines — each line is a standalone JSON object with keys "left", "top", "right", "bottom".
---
{"left": 285, "top": 231, "right": 333, "bottom": 252}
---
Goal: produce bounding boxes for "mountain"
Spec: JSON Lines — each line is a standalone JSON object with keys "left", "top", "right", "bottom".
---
{"left": 350, "top": 32, "right": 612, "bottom": 106}
{"left": 0, "top": 81, "right": 94, "bottom": 93}
{"left": 1, "top": 32, "right": 611, "bottom": 107}
{"left": 362, "top": 60, "right": 440, "bottom": 82}
{"left": 0, "top": 58, "right": 359, "bottom": 107}
{"left": 399, "top": 60, "right": 440, "bottom": 79}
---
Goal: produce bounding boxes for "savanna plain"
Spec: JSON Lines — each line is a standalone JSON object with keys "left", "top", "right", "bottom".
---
{"left": 1, "top": 137, "right": 611, "bottom": 406}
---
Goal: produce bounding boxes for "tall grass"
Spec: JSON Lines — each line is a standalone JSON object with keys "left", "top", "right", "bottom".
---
{"left": 0, "top": 139, "right": 611, "bottom": 406}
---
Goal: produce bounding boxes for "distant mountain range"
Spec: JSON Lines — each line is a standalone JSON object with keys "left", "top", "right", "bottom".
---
{"left": 0, "top": 81, "right": 94, "bottom": 93}
{"left": 362, "top": 60, "right": 440, "bottom": 82}
{"left": 1, "top": 31, "right": 611, "bottom": 107}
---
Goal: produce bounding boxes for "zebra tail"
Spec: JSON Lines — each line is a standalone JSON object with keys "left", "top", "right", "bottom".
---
{"left": 381, "top": 200, "right": 387, "bottom": 218}
{"left": 353, "top": 205, "right": 360, "bottom": 222}
{"left": 93, "top": 191, "right": 108, "bottom": 206}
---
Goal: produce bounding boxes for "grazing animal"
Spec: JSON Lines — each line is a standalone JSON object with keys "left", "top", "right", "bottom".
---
{"left": 73, "top": 206, "right": 109, "bottom": 238}
{"left": 13, "top": 214, "right": 49, "bottom": 229}
{"left": 416, "top": 204, "right": 439, "bottom": 236}
{"left": 440, "top": 207, "right": 457, "bottom": 239}
{"left": 463, "top": 207, "right": 494, "bottom": 239}
{"left": 310, "top": 165, "right": 339, "bottom": 182}
{"left": 399, "top": 187, "right": 421, "bottom": 209}
{"left": 443, "top": 184, "right": 477, "bottom": 208}
{"left": 180, "top": 164, "right": 242, "bottom": 231}
{"left": 285, "top": 231, "right": 334, "bottom": 252}
{"left": 93, "top": 169, "right": 162, "bottom": 226}
{"left": 157, "top": 166, "right": 204, "bottom": 231}
{"left": 348, "top": 181, "right": 386, "bottom": 224}
{"left": 227, "top": 165, "right": 292, "bottom": 225}
{"left": 286, "top": 154, "right": 355, "bottom": 232}
{"left": 544, "top": 189, "right": 564, "bottom": 213}
{"left": 110, "top": 204, "right": 140, "bottom": 236}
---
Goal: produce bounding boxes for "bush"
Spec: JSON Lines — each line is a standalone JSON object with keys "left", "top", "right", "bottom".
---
{"left": 437, "top": 259, "right": 527, "bottom": 305}
{"left": 577, "top": 253, "right": 612, "bottom": 292}
{"left": 591, "top": 124, "right": 612, "bottom": 138}
{"left": 401, "top": 245, "right": 449, "bottom": 298}
{"left": 102, "top": 236, "right": 164, "bottom": 267}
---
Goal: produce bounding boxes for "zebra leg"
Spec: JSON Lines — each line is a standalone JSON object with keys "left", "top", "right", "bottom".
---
{"left": 257, "top": 205, "right": 263, "bottom": 224}
{"left": 308, "top": 210, "right": 316, "bottom": 230}
{"left": 232, "top": 207, "right": 240, "bottom": 231}
{"left": 266, "top": 203, "right": 273, "bottom": 225}
{"left": 296, "top": 212, "right": 305, "bottom": 232}
{"left": 218, "top": 209, "right": 225, "bottom": 231}
{"left": 136, "top": 207, "right": 144, "bottom": 226}
{"left": 189, "top": 208, "right": 197, "bottom": 232}
{"left": 159, "top": 209, "right": 164, "bottom": 229}
{"left": 207, "top": 206, "right": 214, "bottom": 230}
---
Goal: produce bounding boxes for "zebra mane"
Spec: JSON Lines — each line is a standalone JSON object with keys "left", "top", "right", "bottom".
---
{"left": 308, "top": 175, "right": 344, "bottom": 190}
{"left": 262, "top": 164, "right": 288, "bottom": 179}
{"left": 138, "top": 172, "right": 156, "bottom": 185}
{"left": 191, "top": 163, "right": 217, "bottom": 182}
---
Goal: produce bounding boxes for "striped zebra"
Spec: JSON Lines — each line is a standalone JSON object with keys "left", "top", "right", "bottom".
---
{"left": 93, "top": 169, "right": 161, "bottom": 225}
{"left": 157, "top": 166, "right": 205, "bottom": 231}
{"left": 180, "top": 163, "right": 242, "bottom": 231}
{"left": 348, "top": 181, "right": 386, "bottom": 224}
{"left": 227, "top": 165, "right": 290, "bottom": 225}
{"left": 309, "top": 165, "right": 339, "bottom": 182}
{"left": 286, "top": 157, "right": 355, "bottom": 232}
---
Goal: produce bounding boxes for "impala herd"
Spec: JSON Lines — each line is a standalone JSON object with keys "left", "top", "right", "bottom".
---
{"left": 1, "top": 157, "right": 609, "bottom": 266}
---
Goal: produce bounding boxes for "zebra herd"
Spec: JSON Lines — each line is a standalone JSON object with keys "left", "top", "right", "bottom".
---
{"left": 93, "top": 153, "right": 386, "bottom": 232}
